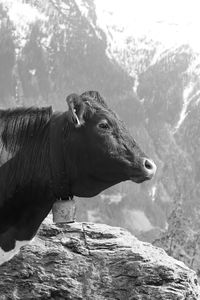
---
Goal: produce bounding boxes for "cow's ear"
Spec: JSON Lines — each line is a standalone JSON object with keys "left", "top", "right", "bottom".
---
{"left": 66, "top": 93, "right": 85, "bottom": 127}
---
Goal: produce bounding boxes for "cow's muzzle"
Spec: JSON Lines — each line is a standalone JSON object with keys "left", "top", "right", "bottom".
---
{"left": 142, "top": 158, "right": 157, "bottom": 179}
{"left": 130, "top": 158, "right": 157, "bottom": 183}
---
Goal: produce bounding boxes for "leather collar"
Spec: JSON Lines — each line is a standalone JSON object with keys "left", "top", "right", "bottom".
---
{"left": 49, "top": 113, "right": 71, "bottom": 200}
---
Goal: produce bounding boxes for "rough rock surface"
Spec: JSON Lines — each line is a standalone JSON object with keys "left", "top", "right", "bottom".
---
{"left": 0, "top": 221, "right": 199, "bottom": 300}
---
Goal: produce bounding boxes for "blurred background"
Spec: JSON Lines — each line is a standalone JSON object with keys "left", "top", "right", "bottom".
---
{"left": 1, "top": 0, "right": 200, "bottom": 276}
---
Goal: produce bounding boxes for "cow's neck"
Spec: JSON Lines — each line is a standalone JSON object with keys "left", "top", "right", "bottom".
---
{"left": 50, "top": 113, "right": 72, "bottom": 200}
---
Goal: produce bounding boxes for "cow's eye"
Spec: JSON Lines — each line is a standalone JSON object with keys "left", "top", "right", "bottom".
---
{"left": 97, "top": 120, "right": 110, "bottom": 130}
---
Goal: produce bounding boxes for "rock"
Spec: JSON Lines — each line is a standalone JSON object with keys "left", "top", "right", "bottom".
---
{"left": 0, "top": 221, "right": 199, "bottom": 300}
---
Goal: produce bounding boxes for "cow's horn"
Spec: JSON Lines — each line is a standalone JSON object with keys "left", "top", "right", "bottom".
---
{"left": 66, "top": 93, "right": 85, "bottom": 127}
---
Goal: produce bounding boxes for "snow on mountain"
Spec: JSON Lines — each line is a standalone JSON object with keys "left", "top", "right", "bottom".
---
{"left": 94, "top": 0, "right": 200, "bottom": 52}
{"left": 91, "top": 0, "right": 200, "bottom": 133}
{"left": 1, "top": 0, "right": 47, "bottom": 48}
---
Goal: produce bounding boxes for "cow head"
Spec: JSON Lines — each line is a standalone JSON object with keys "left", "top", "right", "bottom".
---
{"left": 65, "top": 91, "right": 156, "bottom": 197}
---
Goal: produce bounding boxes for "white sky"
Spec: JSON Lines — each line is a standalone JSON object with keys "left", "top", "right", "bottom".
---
{"left": 95, "top": 0, "right": 200, "bottom": 51}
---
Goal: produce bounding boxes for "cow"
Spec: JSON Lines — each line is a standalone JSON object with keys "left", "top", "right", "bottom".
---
{"left": 0, "top": 91, "right": 156, "bottom": 264}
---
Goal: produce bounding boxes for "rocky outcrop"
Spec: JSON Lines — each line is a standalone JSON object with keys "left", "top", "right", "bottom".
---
{"left": 0, "top": 221, "right": 199, "bottom": 300}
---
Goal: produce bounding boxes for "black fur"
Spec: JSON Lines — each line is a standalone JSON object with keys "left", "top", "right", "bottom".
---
{"left": 0, "top": 107, "right": 53, "bottom": 250}
{"left": 0, "top": 91, "right": 152, "bottom": 253}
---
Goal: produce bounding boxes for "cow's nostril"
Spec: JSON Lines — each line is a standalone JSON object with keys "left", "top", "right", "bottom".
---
{"left": 143, "top": 158, "right": 157, "bottom": 177}
{"left": 145, "top": 159, "right": 153, "bottom": 170}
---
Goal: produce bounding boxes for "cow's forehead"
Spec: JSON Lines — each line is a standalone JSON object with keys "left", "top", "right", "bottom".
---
{"left": 84, "top": 100, "right": 118, "bottom": 123}
{"left": 81, "top": 91, "right": 108, "bottom": 109}
{"left": 80, "top": 91, "right": 126, "bottom": 130}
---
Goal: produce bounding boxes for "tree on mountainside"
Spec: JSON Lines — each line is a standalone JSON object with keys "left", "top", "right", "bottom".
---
{"left": 153, "top": 201, "right": 200, "bottom": 276}
{"left": 18, "top": 22, "right": 49, "bottom": 104}
{"left": 0, "top": 4, "right": 15, "bottom": 106}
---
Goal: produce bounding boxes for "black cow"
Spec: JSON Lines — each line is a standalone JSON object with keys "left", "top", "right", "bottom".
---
{"left": 0, "top": 91, "right": 156, "bottom": 263}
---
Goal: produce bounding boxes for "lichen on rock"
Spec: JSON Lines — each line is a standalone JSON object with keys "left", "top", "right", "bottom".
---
{"left": 0, "top": 221, "right": 199, "bottom": 300}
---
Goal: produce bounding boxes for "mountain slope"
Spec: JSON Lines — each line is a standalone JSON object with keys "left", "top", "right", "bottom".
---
{"left": 1, "top": 0, "right": 200, "bottom": 273}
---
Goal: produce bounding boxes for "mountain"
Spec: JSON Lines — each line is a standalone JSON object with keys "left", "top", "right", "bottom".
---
{"left": 0, "top": 0, "right": 132, "bottom": 109}
{"left": 1, "top": 0, "right": 200, "bottom": 273}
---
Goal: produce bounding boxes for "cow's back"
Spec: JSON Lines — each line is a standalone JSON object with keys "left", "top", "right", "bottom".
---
{"left": 0, "top": 106, "right": 54, "bottom": 258}
{"left": 0, "top": 107, "right": 53, "bottom": 205}
{"left": 0, "top": 107, "right": 52, "bottom": 163}
{"left": 0, "top": 112, "right": 11, "bottom": 167}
